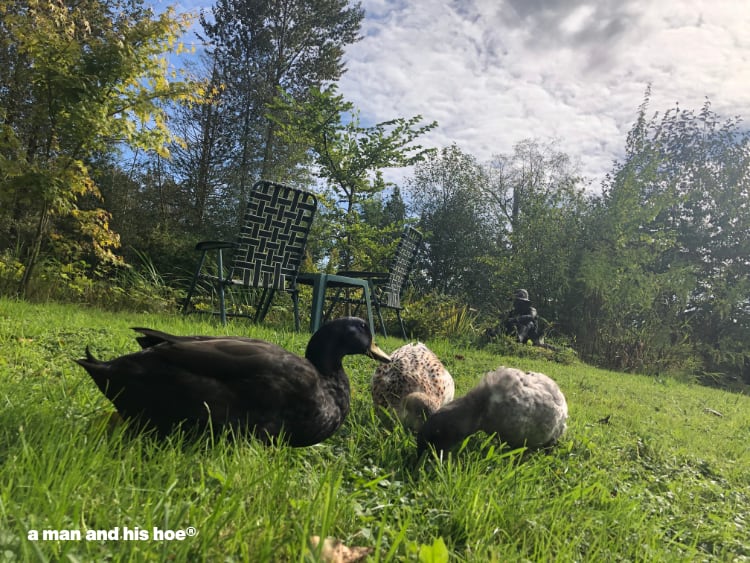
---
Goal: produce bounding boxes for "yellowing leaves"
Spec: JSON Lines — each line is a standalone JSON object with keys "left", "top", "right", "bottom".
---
{"left": 1, "top": 0, "right": 196, "bottom": 291}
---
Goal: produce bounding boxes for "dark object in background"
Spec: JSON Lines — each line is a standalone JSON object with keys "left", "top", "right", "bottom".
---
{"left": 484, "top": 288, "right": 546, "bottom": 346}
{"left": 504, "top": 288, "right": 544, "bottom": 345}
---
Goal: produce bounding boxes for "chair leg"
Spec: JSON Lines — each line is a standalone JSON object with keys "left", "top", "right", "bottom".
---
{"left": 216, "top": 249, "right": 227, "bottom": 325}
{"left": 309, "top": 274, "right": 328, "bottom": 333}
{"left": 324, "top": 287, "right": 344, "bottom": 321}
{"left": 396, "top": 309, "right": 407, "bottom": 340}
{"left": 183, "top": 250, "right": 208, "bottom": 313}
{"left": 361, "top": 287, "right": 376, "bottom": 337}
{"left": 374, "top": 300, "right": 387, "bottom": 338}
{"left": 255, "top": 288, "right": 277, "bottom": 323}
{"left": 291, "top": 288, "right": 301, "bottom": 331}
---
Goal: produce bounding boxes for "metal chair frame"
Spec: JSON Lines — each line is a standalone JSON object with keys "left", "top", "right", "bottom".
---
{"left": 295, "top": 272, "right": 378, "bottom": 336}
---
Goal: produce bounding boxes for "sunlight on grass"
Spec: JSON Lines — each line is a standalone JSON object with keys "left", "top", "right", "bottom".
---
{"left": 0, "top": 298, "right": 748, "bottom": 561}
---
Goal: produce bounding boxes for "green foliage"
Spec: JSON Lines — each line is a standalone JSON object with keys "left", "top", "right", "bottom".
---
{"left": 406, "top": 141, "right": 588, "bottom": 326}
{"left": 570, "top": 90, "right": 750, "bottom": 383}
{"left": 272, "top": 85, "right": 437, "bottom": 206}
{"left": 0, "top": 0, "right": 201, "bottom": 295}
{"left": 8, "top": 253, "right": 180, "bottom": 313}
{"left": 479, "top": 332, "right": 580, "bottom": 366}
{"left": 0, "top": 300, "right": 748, "bottom": 561}
{"left": 418, "top": 537, "right": 449, "bottom": 563}
{"left": 403, "top": 292, "right": 480, "bottom": 343}
{"left": 200, "top": 0, "right": 364, "bottom": 187}
{"left": 0, "top": 251, "right": 24, "bottom": 296}
{"left": 271, "top": 85, "right": 437, "bottom": 269}
{"left": 407, "top": 145, "right": 499, "bottom": 301}
{"left": 489, "top": 140, "right": 589, "bottom": 322}
{"left": 94, "top": 159, "right": 205, "bottom": 280}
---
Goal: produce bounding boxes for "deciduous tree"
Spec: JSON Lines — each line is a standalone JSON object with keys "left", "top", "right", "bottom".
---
{"left": 573, "top": 90, "right": 750, "bottom": 381}
{"left": 272, "top": 85, "right": 437, "bottom": 269}
{"left": 0, "top": 0, "right": 199, "bottom": 295}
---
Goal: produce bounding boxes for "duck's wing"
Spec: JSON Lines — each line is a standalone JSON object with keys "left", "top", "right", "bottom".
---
{"left": 131, "top": 328, "right": 317, "bottom": 390}
{"left": 144, "top": 336, "right": 322, "bottom": 397}
{"left": 132, "top": 327, "right": 259, "bottom": 349}
{"left": 81, "top": 335, "right": 326, "bottom": 440}
{"left": 149, "top": 337, "right": 345, "bottom": 443}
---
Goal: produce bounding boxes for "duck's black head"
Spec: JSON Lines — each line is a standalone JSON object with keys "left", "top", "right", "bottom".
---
{"left": 305, "top": 317, "right": 390, "bottom": 369}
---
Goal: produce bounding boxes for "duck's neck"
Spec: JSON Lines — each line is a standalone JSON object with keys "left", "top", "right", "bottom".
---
{"left": 443, "top": 393, "right": 485, "bottom": 435}
{"left": 305, "top": 332, "right": 351, "bottom": 418}
{"left": 305, "top": 330, "right": 342, "bottom": 375}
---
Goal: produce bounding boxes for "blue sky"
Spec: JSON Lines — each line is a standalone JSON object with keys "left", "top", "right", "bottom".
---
{"left": 159, "top": 0, "right": 750, "bottom": 191}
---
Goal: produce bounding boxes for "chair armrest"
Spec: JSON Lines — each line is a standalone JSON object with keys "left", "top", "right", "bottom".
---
{"left": 194, "top": 241, "right": 238, "bottom": 251}
{"left": 295, "top": 273, "right": 319, "bottom": 286}
{"left": 335, "top": 270, "right": 388, "bottom": 284}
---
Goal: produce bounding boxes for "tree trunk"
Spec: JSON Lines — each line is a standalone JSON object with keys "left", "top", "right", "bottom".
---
{"left": 260, "top": 120, "right": 276, "bottom": 180}
{"left": 18, "top": 200, "right": 50, "bottom": 297}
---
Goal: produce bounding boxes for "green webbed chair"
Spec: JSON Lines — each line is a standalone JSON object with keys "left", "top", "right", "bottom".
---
{"left": 182, "top": 180, "right": 318, "bottom": 328}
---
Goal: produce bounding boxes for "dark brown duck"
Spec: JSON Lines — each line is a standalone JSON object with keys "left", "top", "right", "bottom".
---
{"left": 76, "top": 317, "right": 390, "bottom": 446}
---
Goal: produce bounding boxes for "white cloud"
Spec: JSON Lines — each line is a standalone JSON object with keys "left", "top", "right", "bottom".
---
{"left": 337, "top": 0, "right": 750, "bottom": 190}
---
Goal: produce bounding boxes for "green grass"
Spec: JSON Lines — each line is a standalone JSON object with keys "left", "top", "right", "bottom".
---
{"left": 0, "top": 297, "right": 748, "bottom": 561}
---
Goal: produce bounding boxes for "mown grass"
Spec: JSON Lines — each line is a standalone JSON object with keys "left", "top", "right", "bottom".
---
{"left": 0, "top": 297, "right": 748, "bottom": 562}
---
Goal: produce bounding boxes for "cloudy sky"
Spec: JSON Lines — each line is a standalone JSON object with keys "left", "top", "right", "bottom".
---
{"left": 168, "top": 0, "right": 750, "bottom": 191}
{"left": 336, "top": 0, "right": 750, "bottom": 190}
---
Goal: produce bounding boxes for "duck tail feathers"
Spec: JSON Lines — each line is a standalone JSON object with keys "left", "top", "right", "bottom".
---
{"left": 75, "top": 346, "right": 101, "bottom": 367}
{"left": 132, "top": 327, "right": 173, "bottom": 349}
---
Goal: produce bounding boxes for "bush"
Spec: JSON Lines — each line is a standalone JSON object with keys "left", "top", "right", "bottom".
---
{"left": 401, "top": 291, "right": 479, "bottom": 343}
{"left": 0, "top": 251, "right": 179, "bottom": 313}
{"left": 0, "top": 251, "right": 24, "bottom": 295}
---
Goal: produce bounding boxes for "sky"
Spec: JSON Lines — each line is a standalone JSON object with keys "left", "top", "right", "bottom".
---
{"left": 167, "top": 0, "right": 750, "bottom": 191}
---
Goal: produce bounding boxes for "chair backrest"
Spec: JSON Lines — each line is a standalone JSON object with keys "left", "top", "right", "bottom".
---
{"left": 230, "top": 180, "right": 318, "bottom": 290}
{"left": 381, "top": 226, "right": 423, "bottom": 308}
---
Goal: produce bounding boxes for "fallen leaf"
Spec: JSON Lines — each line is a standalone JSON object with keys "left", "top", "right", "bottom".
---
{"left": 309, "top": 535, "right": 373, "bottom": 563}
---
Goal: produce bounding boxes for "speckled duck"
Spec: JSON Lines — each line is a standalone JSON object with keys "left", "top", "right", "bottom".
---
{"left": 371, "top": 342, "right": 454, "bottom": 432}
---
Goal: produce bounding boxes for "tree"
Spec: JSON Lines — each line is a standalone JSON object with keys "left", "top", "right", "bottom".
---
{"left": 406, "top": 141, "right": 588, "bottom": 328}
{"left": 484, "top": 139, "right": 588, "bottom": 323}
{"left": 165, "top": 58, "right": 235, "bottom": 237}
{"left": 0, "top": 0, "right": 199, "bottom": 295}
{"left": 272, "top": 85, "right": 437, "bottom": 269}
{"left": 200, "top": 0, "right": 364, "bottom": 195}
{"left": 357, "top": 185, "right": 408, "bottom": 270}
{"left": 572, "top": 90, "right": 750, "bottom": 381}
{"left": 406, "top": 145, "right": 497, "bottom": 301}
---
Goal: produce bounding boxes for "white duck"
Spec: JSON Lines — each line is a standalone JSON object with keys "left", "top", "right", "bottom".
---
{"left": 371, "top": 342, "right": 454, "bottom": 432}
{"left": 417, "top": 366, "right": 568, "bottom": 456}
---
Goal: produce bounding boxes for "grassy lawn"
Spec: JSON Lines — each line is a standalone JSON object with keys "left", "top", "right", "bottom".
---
{"left": 0, "top": 298, "right": 748, "bottom": 561}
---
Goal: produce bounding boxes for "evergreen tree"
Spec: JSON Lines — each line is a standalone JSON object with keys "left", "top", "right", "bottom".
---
{"left": 200, "top": 0, "right": 364, "bottom": 198}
